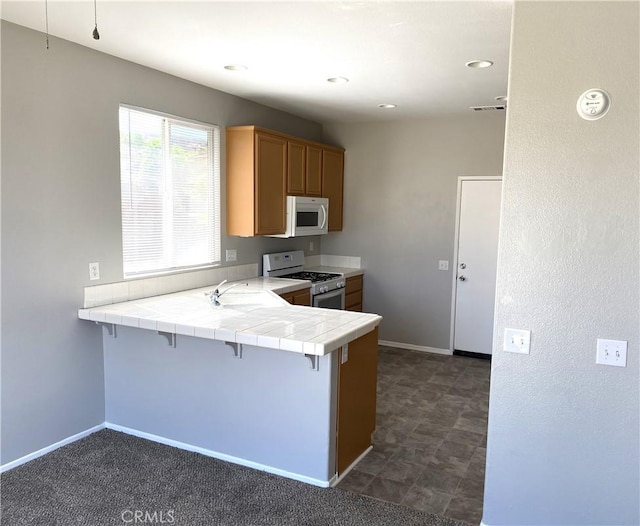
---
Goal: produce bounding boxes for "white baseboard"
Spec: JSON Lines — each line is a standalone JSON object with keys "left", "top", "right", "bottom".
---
{"left": 0, "top": 423, "right": 105, "bottom": 473}
{"left": 378, "top": 340, "right": 451, "bottom": 356}
{"left": 105, "top": 422, "right": 332, "bottom": 488}
{"left": 331, "top": 445, "right": 373, "bottom": 487}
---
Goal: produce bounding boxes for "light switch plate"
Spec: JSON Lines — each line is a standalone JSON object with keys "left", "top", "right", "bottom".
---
{"left": 504, "top": 328, "right": 531, "bottom": 354}
{"left": 596, "top": 339, "right": 627, "bottom": 367}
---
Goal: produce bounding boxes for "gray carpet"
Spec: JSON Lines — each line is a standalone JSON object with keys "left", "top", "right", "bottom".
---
{"left": 1, "top": 430, "right": 471, "bottom": 526}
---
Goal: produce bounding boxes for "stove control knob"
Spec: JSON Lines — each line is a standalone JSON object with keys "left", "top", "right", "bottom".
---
{"left": 338, "top": 281, "right": 345, "bottom": 288}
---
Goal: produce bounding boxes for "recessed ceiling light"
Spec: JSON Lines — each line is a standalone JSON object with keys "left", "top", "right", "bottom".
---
{"left": 327, "top": 77, "right": 349, "bottom": 84}
{"left": 224, "top": 64, "right": 247, "bottom": 71}
{"left": 465, "top": 60, "right": 494, "bottom": 69}
{"left": 378, "top": 104, "right": 397, "bottom": 109}
{"left": 495, "top": 95, "right": 508, "bottom": 101}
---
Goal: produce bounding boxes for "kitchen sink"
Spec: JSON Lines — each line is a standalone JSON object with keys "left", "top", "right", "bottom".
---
{"left": 216, "top": 290, "right": 285, "bottom": 309}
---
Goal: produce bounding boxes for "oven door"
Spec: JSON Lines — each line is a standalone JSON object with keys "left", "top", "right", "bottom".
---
{"left": 313, "top": 288, "right": 345, "bottom": 310}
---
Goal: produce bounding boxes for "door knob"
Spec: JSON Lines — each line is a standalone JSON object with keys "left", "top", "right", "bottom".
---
{"left": 459, "top": 263, "right": 466, "bottom": 269}
{"left": 458, "top": 275, "right": 467, "bottom": 282}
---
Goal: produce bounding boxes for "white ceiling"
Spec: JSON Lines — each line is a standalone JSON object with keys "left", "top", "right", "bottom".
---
{"left": 1, "top": 0, "right": 513, "bottom": 124}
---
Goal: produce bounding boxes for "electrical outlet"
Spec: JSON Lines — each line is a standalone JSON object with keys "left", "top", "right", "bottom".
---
{"left": 309, "top": 241, "right": 314, "bottom": 252}
{"left": 225, "top": 249, "right": 237, "bottom": 262}
{"left": 89, "top": 262, "right": 100, "bottom": 281}
{"left": 504, "top": 328, "right": 531, "bottom": 354}
{"left": 596, "top": 339, "right": 627, "bottom": 367}
{"left": 438, "top": 260, "right": 449, "bottom": 271}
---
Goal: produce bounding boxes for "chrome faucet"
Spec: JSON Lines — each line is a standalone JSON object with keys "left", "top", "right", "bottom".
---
{"left": 205, "top": 280, "right": 248, "bottom": 307}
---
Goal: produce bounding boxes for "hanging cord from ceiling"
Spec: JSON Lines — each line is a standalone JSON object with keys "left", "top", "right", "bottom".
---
{"left": 44, "top": 0, "right": 100, "bottom": 48}
{"left": 44, "top": 0, "right": 49, "bottom": 49}
{"left": 93, "top": 0, "right": 100, "bottom": 40}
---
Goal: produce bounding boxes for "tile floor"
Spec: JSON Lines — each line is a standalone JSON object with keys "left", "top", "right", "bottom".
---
{"left": 337, "top": 345, "right": 491, "bottom": 525}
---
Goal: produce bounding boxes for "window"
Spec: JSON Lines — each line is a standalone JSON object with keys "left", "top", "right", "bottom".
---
{"left": 119, "top": 105, "right": 220, "bottom": 278}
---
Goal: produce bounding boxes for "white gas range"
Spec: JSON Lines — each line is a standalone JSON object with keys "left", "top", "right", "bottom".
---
{"left": 262, "top": 250, "right": 346, "bottom": 309}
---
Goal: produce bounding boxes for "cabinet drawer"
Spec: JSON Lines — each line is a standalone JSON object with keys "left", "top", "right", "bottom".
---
{"left": 279, "top": 289, "right": 311, "bottom": 306}
{"left": 345, "top": 275, "right": 363, "bottom": 294}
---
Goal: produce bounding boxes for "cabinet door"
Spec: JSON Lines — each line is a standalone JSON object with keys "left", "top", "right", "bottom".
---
{"left": 255, "top": 133, "right": 287, "bottom": 235}
{"left": 336, "top": 327, "right": 378, "bottom": 474}
{"left": 279, "top": 292, "right": 295, "bottom": 304}
{"left": 345, "top": 275, "right": 363, "bottom": 312}
{"left": 322, "top": 149, "right": 344, "bottom": 231}
{"left": 292, "top": 289, "right": 311, "bottom": 306}
{"left": 305, "top": 145, "right": 322, "bottom": 196}
{"left": 287, "top": 140, "right": 306, "bottom": 196}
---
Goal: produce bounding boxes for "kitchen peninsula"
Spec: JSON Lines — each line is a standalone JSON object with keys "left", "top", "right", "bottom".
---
{"left": 78, "top": 278, "right": 381, "bottom": 487}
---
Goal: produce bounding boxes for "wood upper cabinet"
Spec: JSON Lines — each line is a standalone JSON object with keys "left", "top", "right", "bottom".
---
{"left": 305, "top": 145, "right": 323, "bottom": 196}
{"left": 287, "top": 140, "right": 306, "bottom": 196}
{"left": 227, "top": 127, "right": 287, "bottom": 236}
{"left": 227, "top": 125, "right": 343, "bottom": 236}
{"left": 322, "top": 148, "right": 344, "bottom": 231}
{"left": 287, "top": 141, "right": 322, "bottom": 197}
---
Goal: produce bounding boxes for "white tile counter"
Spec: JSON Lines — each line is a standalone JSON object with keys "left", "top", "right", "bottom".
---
{"left": 79, "top": 277, "right": 381, "bottom": 356}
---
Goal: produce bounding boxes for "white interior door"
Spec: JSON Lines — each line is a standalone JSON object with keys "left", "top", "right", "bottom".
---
{"left": 452, "top": 178, "right": 502, "bottom": 355}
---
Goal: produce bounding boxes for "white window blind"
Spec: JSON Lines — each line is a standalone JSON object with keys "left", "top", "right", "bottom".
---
{"left": 119, "top": 106, "right": 220, "bottom": 278}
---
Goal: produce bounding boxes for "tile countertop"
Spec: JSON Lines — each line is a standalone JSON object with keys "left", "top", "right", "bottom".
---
{"left": 305, "top": 266, "right": 364, "bottom": 279}
{"left": 78, "top": 277, "right": 381, "bottom": 357}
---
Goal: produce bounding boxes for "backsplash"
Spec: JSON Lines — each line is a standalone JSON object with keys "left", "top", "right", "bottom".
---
{"left": 83, "top": 264, "right": 259, "bottom": 308}
{"left": 306, "top": 254, "right": 362, "bottom": 269}
{"left": 83, "top": 255, "right": 360, "bottom": 308}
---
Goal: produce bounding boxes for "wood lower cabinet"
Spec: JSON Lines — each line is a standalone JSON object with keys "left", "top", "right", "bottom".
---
{"left": 345, "top": 275, "right": 363, "bottom": 312}
{"left": 227, "top": 127, "right": 287, "bottom": 236}
{"left": 336, "top": 327, "right": 378, "bottom": 474}
{"left": 322, "top": 148, "right": 344, "bottom": 231}
{"left": 279, "top": 288, "right": 311, "bottom": 306}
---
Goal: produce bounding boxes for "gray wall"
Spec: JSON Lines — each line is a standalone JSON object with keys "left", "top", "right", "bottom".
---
{"left": 322, "top": 114, "right": 506, "bottom": 350}
{"left": 0, "top": 21, "right": 323, "bottom": 465}
{"left": 484, "top": 2, "right": 639, "bottom": 525}
{"left": 104, "top": 328, "right": 337, "bottom": 484}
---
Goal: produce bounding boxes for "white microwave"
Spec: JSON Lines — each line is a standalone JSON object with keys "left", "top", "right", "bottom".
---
{"left": 272, "top": 196, "right": 329, "bottom": 237}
